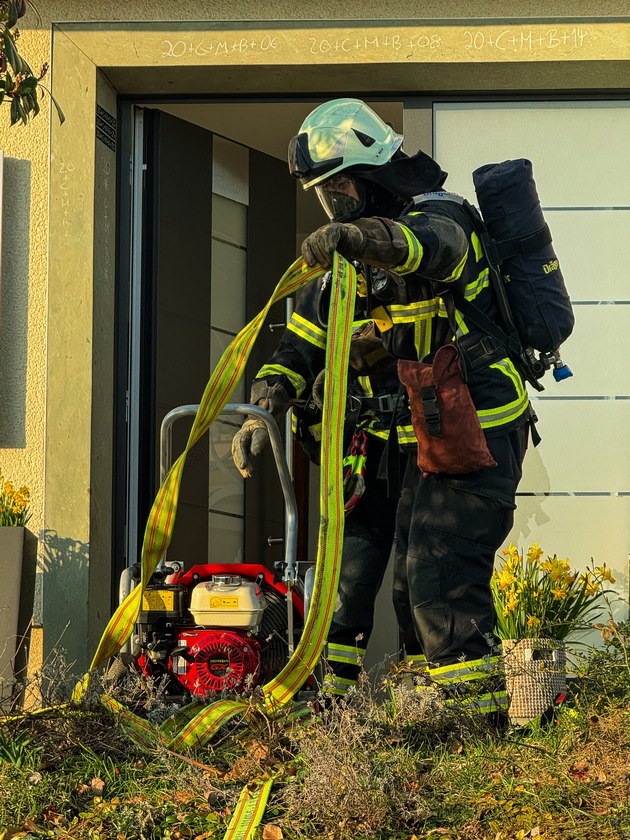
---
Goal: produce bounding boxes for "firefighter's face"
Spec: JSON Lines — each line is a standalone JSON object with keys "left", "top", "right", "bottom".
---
{"left": 315, "top": 173, "right": 366, "bottom": 221}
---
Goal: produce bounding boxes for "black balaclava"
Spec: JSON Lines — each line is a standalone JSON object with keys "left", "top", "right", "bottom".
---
{"left": 350, "top": 148, "right": 448, "bottom": 218}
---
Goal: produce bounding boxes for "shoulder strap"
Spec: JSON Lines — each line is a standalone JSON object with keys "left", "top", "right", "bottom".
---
{"left": 414, "top": 190, "right": 546, "bottom": 390}
{"left": 413, "top": 190, "right": 465, "bottom": 206}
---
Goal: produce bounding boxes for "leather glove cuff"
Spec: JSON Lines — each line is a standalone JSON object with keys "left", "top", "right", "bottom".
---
{"left": 351, "top": 217, "right": 410, "bottom": 269}
{"left": 250, "top": 380, "right": 292, "bottom": 419}
{"left": 301, "top": 218, "right": 410, "bottom": 270}
{"left": 349, "top": 321, "right": 390, "bottom": 373}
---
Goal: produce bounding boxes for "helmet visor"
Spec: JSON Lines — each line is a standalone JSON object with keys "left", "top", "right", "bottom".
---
{"left": 314, "top": 173, "right": 366, "bottom": 222}
{"left": 288, "top": 131, "right": 344, "bottom": 183}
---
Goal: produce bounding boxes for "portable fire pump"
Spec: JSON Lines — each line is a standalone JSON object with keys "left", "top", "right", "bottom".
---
{"left": 115, "top": 404, "right": 315, "bottom": 701}
{"left": 132, "top": 562, "right": 307, "bottom": 698}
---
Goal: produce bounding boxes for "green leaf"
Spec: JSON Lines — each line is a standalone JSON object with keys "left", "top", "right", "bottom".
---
{"left": 18, "top": 74, "right": 37, "bottom": 91}
{"left": 2, "top": 28, "right": 25, "bottom": 76}
{"left": 27, "top": 90, "right": 39, "bottom": 117}
{"left": 38, "top": 81, "right": 65, "bottom": 125}
{"left": 7, "top": 0, "right": 19, "bottom": 28}
{"left": 10, "top": 94, "right": 21, "bottom": 125}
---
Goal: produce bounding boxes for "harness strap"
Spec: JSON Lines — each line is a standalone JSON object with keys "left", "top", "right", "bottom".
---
{"left": 495, "top": 224, "right": 552, "bottom": 260}
{"left": 359, "top": 392, "right": 402, "bottom": 412}
{"left": 383, "top": 387, "right": 405, "bottom": 496}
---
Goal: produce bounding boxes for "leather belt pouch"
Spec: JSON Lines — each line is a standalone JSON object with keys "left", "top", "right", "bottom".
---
{"left": 397, "top": 344, "right": 497, "bottom": 477}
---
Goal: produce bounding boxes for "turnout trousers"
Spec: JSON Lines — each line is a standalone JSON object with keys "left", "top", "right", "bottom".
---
{"left": 323, "top": 437, "right": 409, "bottom": 697}
{"left": 392, "top": 424, "right": 528, "bottom": 669}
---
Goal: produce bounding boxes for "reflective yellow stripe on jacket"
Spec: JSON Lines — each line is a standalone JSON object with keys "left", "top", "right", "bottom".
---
{"left": 256, "top": 363, "right": 307, "bottom": 397}
{"left": 287, "top": 310, "right": 327, "bottom": 349}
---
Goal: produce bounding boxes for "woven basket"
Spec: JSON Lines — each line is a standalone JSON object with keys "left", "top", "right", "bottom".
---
{"left": 503, "top": 638, "right": 567, "bottom": 724}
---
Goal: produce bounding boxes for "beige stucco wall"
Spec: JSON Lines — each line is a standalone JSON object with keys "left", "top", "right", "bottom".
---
{"left": 0, "top": 1, "right": 628, "bottom": 680}
{"left": 0, "top": 27, "right": 49, "bottom": 532}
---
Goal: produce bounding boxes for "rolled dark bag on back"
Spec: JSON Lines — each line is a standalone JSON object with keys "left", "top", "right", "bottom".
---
{"left": 473, "top": 158, "right": 574, "bottom": 353}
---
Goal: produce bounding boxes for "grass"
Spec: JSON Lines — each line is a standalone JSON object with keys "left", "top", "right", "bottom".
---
{"left": 1, "top": 622, "right": 630, "bottom": 839}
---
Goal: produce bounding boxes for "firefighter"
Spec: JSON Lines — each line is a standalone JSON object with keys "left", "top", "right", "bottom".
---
{"left": 287, "top": 98, "right": 534, "bottom": 724}
{"left": 231, "top": 280, "right": 423, "bottom": 699}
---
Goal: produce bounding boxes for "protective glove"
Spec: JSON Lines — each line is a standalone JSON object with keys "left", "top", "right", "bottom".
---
{"left": 349, "top": 321, "right": 390, "bottom": 373}
{"left": 301, "top": 217, "right": 409, "bottom": 270}
{"left": 311, "top": 369, "right": 326, "bottom": 411}
{"left": 231, "top": 381, "right": 292, "bottom": 478}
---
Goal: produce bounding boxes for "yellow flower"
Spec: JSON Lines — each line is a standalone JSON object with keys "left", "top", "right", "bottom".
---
{"left": 494, "top": 544, "right": 609, "bottom": 642}
{"left": 578, "top": 572, "right": 601, "bottom": 597}
{"left": 506, "top": 593, "right": 519, "bottom": 612}
{"left": 594, "top": 564, "right": 616, "bottom": 584}
{"left": 0, "top": 471, "right": 31, "bottom": 526}
{"left": 495, "top": 569, "right": 516, "bottom": 590}
{"left": 502, "top": 543, "right": 522, "bottom": 564}
{"left": 527, "top": 542, "right": 544, "bottom": 563}
{"left": 541, "top": 555, "right": 574, "bottom": 584}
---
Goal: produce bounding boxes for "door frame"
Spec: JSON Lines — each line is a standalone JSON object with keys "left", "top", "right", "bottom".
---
{"left": 45, "top": 16, "right": 630, "bottom": 661}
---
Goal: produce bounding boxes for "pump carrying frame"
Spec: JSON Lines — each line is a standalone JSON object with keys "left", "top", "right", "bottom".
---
{"left": 118, "top": 402, "right": 304, "bottom": 656}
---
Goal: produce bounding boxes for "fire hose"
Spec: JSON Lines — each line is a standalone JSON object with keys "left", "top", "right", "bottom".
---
{"left": 72, "top": 253, "right": 358, "bottom": 838}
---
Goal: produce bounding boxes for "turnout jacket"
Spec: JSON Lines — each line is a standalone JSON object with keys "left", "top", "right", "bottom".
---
{"left": 374, "top": 193, "right": 531, "bottom": 438}
{"left": 252, "top": 277, "right": 416, "bottom": 455}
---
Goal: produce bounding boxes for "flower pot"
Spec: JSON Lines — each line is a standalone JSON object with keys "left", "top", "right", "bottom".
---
{"left": 503, "top": 638, "right": 567, "bottom": 725}
{"left": 0, "top": 526, "right": 25, "bottom": 699}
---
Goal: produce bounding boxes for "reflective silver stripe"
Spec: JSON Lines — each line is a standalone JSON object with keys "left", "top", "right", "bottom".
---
{"left": 405, "top": 654, "right": 429, "bottom": 668}
{"left": 396, "top": 223, "right": 423, "bottom": 273}
{"left": 328, "top": 643, "right": 366, "bottom": 665}
{"left": 441, "top": 248, "right": 469, "bottom": 284}
{"left": 471, "top": 231, "right": 484, "bottom": 262}
{"left": 287, "top": 311, "right": 327, "bottom": 349}
{"left": 389, "top": 299, "right": 440, "bottom": 320}
{"left": 256, "top": 364, "right": 306, "bottom": 395}
{"left": 414, "top": 316, "right": 431, "bottom": 359}
{"left": 479, "top": 395, "right": 530, "bottom": 429}
{"left": 430, "top": 657, "right": 502, "bottom": 683}
{"left": 462, "top": 267, "right": 491, "bottom": 302}
{"left": 365, "top": 424, "right": 416, "bottom": 447}
{"left": 328, "top": 642, "right": 367, "bottom": 655}
{"left": 446, "top": 691, "right": 508, "bottom": 713}
{"left": 323, "top": 674, "right": 356, "bottom": 696}
{"left": 356, "top": 375, "right": 373, "bottom": 396}
{"left": 478, "top": 359, "right": 530, "bottom": 429}
{"left": 398, "top": 427, "right": 417, "bottom": 446}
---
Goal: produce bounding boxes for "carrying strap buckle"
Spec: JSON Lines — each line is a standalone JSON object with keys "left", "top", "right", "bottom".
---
{"left": 362, "top": 392, "right": 401, "bottom": 413}
{"left": 421, "top": 386, "right": 441, "bottom": 436}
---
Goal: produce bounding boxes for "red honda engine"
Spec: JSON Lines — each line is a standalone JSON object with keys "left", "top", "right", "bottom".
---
{"left": 170, "top": 629, "right": 261, "bottom": 694}
{"left": 135, "top": 564, "right": 304, "bottom": 699}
